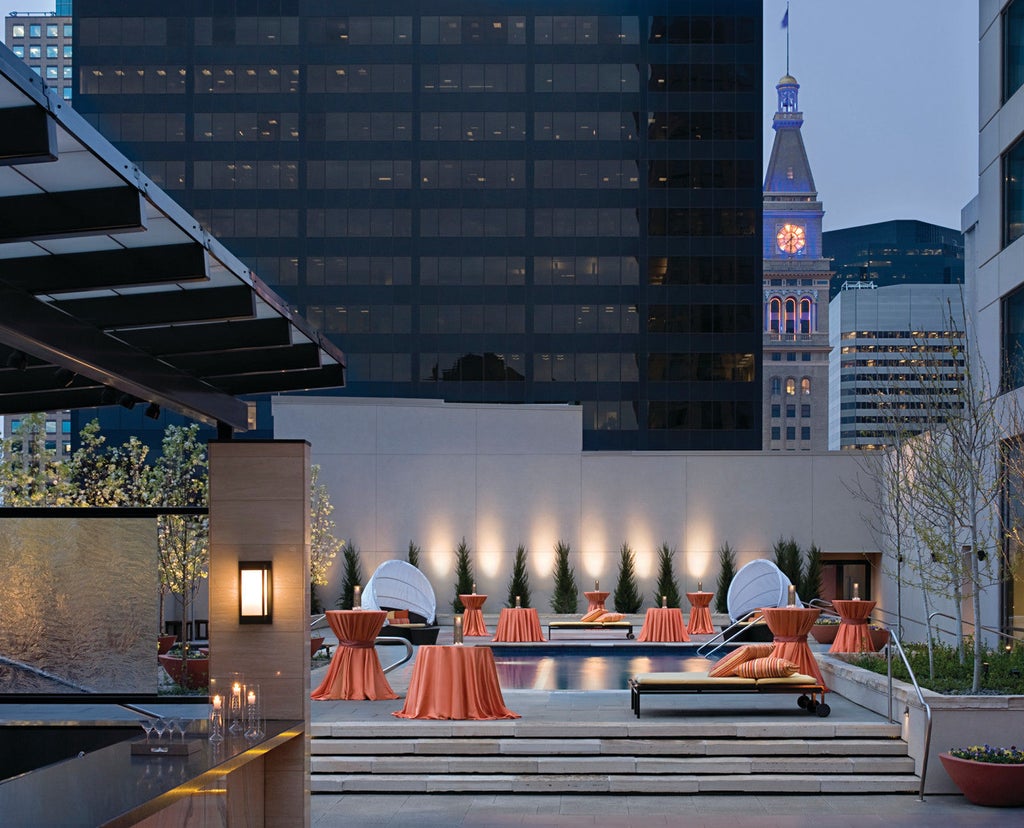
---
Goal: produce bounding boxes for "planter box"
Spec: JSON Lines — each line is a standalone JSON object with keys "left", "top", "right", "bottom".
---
{"left": 158, "top": 654, "right": 209, "bottom": 689}
{"left": 818, "top": 653, "right": 1024, "bottom": 795}
{"left": 939, "top": 753, "right": 1024, "bottom": 807}
{"left": 157, "top": 635, "right": 177, "bottom": 656}
{"left": 809, "top": 623, "right": 838, "bottom": 645}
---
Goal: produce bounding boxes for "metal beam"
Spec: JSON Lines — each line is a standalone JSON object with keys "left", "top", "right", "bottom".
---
{"left": 115, "top": 318, "right": 292, "bottom": 355}
{"left": 0, "top": 105, "right": 56, "bottom": 166}
{"left": 0, "top": 186, "right": 145, "bottom": 243}
{"left": 52, "top": 285, "right": 256, "bottom": 330}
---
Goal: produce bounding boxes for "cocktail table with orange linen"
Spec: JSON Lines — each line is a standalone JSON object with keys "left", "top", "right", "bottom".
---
{"left": 829, "top": 599, "right": 876, "bottom": 653}
{"left": 311, "top": 609, "right": 398, "bottom": 701}
{"left": 393, "top": 645, "right": 519, "bottom": 720}
{"left": 685, "top": 591, "right": 715, "bottom": 635}
{"left": 637, "top": 607, "right": 690, "bottom": 642}
{"left": 760, "top": 606, "right": 826, "bottom": 689}
{"left": 492, "top": 607, "right": 545, "bottom": 642}
{"left": 459, "top": 593, "right": 489, "bottom": 636}
{"left": 583, "top": 590, "right": 610, "bottom": 614}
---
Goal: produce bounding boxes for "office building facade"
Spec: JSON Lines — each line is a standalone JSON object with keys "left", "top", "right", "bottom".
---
{"left": 761, "top": 73, "right": 831, "bottom": 451}
{"left": 72, "top": 1, "right": 764, "bottom": 451}
{"left": 823, "top": 219, "right": 964, "bottom": 301}
{"left": 4, "top": 8, "right": 74, "bottom": 102}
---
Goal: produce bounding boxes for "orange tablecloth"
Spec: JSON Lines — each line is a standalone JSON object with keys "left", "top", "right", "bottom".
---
{"left": 686, "top": 592, "right": 715, "bottom": 634}
{"left": 829, "top": 599, "right": 876, "bottom": 653}
{"left": 393, "top": 645, "right": 520, "bottom": 720}
{"left": 637, "top": 607, "right": 690, "bottom": 642}
{"left": 459, "top": 594, "right": 489, "bottom": 636}
{"left": 584, "top": 590, "right": 610, "bottom": 613}
{"left": 492, "top": 607, "right": 545, "bottom": 642}
{"left": 311, "top": 610, "right": 398, "bottom": 701}
{"left": 760, "top": 606, "right": 826, "bottom": 689}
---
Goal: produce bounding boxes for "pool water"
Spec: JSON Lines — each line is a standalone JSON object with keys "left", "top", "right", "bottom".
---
{"left": 490, "top": 645, "right": 715, "bottom": 691}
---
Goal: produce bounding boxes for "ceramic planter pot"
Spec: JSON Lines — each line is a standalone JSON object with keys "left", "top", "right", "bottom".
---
{"left": 869, "top": 628, "right": 890, "bottom": 651}
{"left": 939, "top": 753, "right": 1024, "bottom": 807}
{"left": 158, "top": 654, "right": 210, "bottom": 689}
{"left": 809, "top": 623, "right": 838, "bottom": 645}
{"left": 311, "top": 635, "right": 325, "bottom": 657}
{"left": 157, "top": 635, "right": 177, "bottom": 655}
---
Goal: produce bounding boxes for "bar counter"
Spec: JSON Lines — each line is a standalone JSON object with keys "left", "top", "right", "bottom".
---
{"left": 0, "top": 718, "right": 304, "bottom": 827}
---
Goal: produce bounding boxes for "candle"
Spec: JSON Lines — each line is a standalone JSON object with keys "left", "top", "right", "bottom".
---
{"left": 595, "top": 579, "right": 599, "bottom": 591}
{"left": 662, "top": 595, "right": 667, "bottom": 608}
{"left": 454, "top": 615, "right": 463, "bottom": 645}
{"left": 353, "top": 585, "right": 361, "bottom": 609}
{"left": 232, "top": 682, "right": 241, "bottom": 699}
{"left": 515, "top": 595, "right": 521, "bottom": 608}
{"left": 247, "top": 690, "right": 256, "bottom": 705}
{"left": 472, "top": 582, "right": 476, "bottom": 594}
{"left": 213, "top": 694, "right": 222, "bottom": 711}
{"left": 852, "top": 582, "right": 860, "bottom": 600}
{"left": 698, "top": 580, "right": 702, "bottom": 592}
{"left": 787, "top": 584, "right": 796, "bottom": 606}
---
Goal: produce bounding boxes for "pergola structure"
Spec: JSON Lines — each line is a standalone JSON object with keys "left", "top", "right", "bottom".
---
{"left": 0, "top": 48, "right": 344, "bottom": 434}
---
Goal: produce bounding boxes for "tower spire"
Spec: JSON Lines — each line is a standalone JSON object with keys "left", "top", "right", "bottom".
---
{"left": 782, "top": 2, "right": 790, "bottom": 75}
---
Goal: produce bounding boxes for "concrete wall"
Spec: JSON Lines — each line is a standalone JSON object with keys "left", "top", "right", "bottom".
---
{"left": 273, "top": 397, "right": 880, "bottom": 617}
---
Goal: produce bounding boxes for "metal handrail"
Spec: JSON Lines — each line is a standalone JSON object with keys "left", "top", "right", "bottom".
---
{"left": 882, "top": 629, "right": 932, "bottom": 802}
{"left": 696, "top": 609, "right": 765, "bottom": 658}
{"left": 926, "top": 611, "right": 1023, "bottom": 647}
{"left": 374, "top": 636, "right": 414, "bottom": 675}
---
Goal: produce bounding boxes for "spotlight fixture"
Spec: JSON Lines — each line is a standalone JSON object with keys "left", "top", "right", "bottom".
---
{"left": 144, "top": 402, "right": 161, "bottom": 420}
{"left": 117, "top": 394, "right": 137, "bottom": 410}
{"left": 5, "top": 350, "right": 27, "bottom": 371}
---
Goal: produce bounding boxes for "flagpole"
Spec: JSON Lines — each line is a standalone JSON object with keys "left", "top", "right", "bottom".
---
{"left": 786, "top": 3, "right": 790, "bottom": 75}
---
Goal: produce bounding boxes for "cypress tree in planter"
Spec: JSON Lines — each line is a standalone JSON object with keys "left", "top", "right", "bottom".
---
{"left": 773, "top": 536, "right": 803, "bottom": 594}
{"left": 715, "top": 542, "right": 737, "bottom": 614}
{"left": 407, "top": 540, "right": 421, "bottom": 569}
{"left": 452, "top": 537, "right": 474, "bottom": 613}
{"left": 506, "top": 544, "right": 532, "bottom": 608}
{"left": 337, "top": 540, "right": 363, "bottom": 610}
{"left": 614, "top": 542, "right": 642, "bottom": 613}
{"left": 653, "top": 542, "right": 681, "bottom": 608}
{"left": 550, "top": 541, "right": 579, "bottom": 614}
{"left": 801, "top": 543, "right": 824, "bottom": 602}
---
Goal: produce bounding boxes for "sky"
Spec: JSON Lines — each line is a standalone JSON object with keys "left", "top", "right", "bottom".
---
{"left": 0, "top": 1, "right": 980, "bottom": 233}
{"left": 763, "top": 0, "right": 978, "bottom": 232}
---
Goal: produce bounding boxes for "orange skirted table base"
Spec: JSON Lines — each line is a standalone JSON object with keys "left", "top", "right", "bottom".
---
{"left": 583, "top": 590, "right": 610, "bottom": 613}
{"left": 686, "top": 592, "right": 715, "bottom": 635}
{"left": 829, "top": 599, "right": 876, "bottom": 653}
{"left": 492, "top": 607, "right": 545, "bottom": 642}
{"left": 393, "top": 645, "right": 520, "bottom": 720}
{"left": 637, "top": 607, "right": 689, "bottom": 642}
{"left": 311, "top": 610, "right": 398, "bottom": 701}
{"left": 459, "top": 594, "right": 489, "bottom": 636}
{"left": 760, "top": 606, "right": 826, "bottom": 690}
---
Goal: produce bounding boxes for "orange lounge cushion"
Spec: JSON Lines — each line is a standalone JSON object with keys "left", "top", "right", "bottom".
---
{"left": 387, "top": 610, "right": 410, "bottom": 623}
{"left": 597, "top": 612, "right": 625, "bottom": 622}
{"left": 707, "top": 643, "right": 775, "bottom": 678}
{"left": 733, "top": 656, "right": 799, "bottom": 679}
{"left": 580, "top": 609, "right": 605, "bottom": 622}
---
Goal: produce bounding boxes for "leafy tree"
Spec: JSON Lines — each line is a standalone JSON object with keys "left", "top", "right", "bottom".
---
{"left": 800, "top": 543, "right": 824, "bottom": 603}
{"left": 772, "top": 536, "right": 803, "bottom": 595}
{"left": 309, "top": 464, "right": 342, "bottom": 613}
{"left": 407, "top": 540, "right": 421, "bottom": 568}
{"left": 506, "top": 544, "right": 531, "bottom": 608}
{"left": 550, "top": 541, "right": 579, "bottom": 614}
{"left": 715, "top": 543, "right": 737, "bottom": 614}
{"left": 0, "top": 412, "right": 73, "bottom": 505}
{"left": 452, "top": 537, "right": 474, "bottom": 612}
{"left": 613, "top": 542, "right": 642, "bottom": 613}
{"left": 653, "top": 542, "right": 681, "bottom": 608}
{"left": 153, "top": 424, "right": 208, "bottom": 657}
{"left": 66, "top": 419, "right": 119, "bottom": 505}
{"left": 337, "top": 539, "right": 363, "bottom": 610}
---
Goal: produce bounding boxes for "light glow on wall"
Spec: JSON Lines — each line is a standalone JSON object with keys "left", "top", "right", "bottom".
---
{"left": 581, "top": 548, "right": 604, "bottom": 581}
{"left": 685, "top": 520, "right": 714, "bottom": 555}
{"left": 478, "top": 548, "right": 502, "bottom": 578}
{"left": 634, "top": 546, "right": 654, "bottom": 579}
{"left": 686, "top": 550, "right": 713, "bottom": 580}
{"left": 530, "top": 543, "right": 557, "bottom": 579}
{"left": 426, "top": 548, "right": 451, "bottom": 579}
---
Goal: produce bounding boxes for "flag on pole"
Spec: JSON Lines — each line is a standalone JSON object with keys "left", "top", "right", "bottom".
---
{"left": 781, "top": 9, "right": 789, "bottom": 29}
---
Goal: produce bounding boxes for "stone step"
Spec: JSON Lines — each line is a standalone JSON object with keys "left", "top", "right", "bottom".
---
{"left": 312, "top": 752, "right": 914, "bottom": 776}
{"left": 310, "top": 772, "right": 922, "bottom": 795}
{"left": 311, "top": 736, "right": 909, "bottom": 758}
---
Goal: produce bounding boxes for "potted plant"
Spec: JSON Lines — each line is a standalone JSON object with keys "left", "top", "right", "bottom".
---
{"left": 809, "top": 615, "right": 840, "bottom": 645}
{"left": 939, "top": 745, "right": 1024, "bottom": 807}
{"left": 157, "top": 634, "right": 177, "bottom": 655}
{"left": 868, "top": 624, "right": 890, "bottom": 651}
{"left": 158, "top": 645, "right": 210, "bottom": 690}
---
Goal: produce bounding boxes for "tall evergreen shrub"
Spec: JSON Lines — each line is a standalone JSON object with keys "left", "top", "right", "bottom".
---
{"left": 613, "top": 542, "right": 642, "bottom": 613}
{"left": 407, "top": 540, "right": 421, "bottom": 569}
{"left": 773, "top": 536, "right": 804, "bottom": 593}
{"left": 337, "top": 539, "right": 363, "bottom": 610}
{"left": 715, "top": 542, "right": 737, "bottom": 613}
{"left": 550, "top": 541, "right": 579, "bottom": 614}
{"left": 653, "top": 542, "right": 681, "bottom": 608}
{"left": 801, "top": 543, "right": 824, "bottom": 602}
{"left": 452, "top": 537, "right": 474, "bottom": 612}
{"left": 506, "top": 544, "right": 532, "bottom": 608}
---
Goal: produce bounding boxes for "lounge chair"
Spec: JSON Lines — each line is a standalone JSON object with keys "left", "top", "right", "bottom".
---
{"left": 547, "top": 620, "right": 635, "bottom": 639}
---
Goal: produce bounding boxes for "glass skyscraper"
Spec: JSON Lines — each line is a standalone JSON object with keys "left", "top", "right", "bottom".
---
{"left": 73, "top": 1, "right": 763, "bottom": 450}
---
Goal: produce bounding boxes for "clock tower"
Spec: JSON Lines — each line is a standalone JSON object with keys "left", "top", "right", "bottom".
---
{"left": 762, "top": 74, "right": 832, "bottom": 451}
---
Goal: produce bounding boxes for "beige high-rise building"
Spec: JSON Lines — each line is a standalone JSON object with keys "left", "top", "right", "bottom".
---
{"left": 761, "top": 73, "right": 831, "bottom": 451}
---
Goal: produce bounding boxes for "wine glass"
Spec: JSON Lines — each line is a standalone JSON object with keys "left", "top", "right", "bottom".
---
{"left": 152, "top": 718, "right": 167, "bottom": 743}
{"left": 164, "top": 718, "right": 180, "bottom": 744}
{"left": 175, "top": 718, "right": 189, "bottom": 742}
{"left": 139, "top": 718, "right": 155, "bottom": 744}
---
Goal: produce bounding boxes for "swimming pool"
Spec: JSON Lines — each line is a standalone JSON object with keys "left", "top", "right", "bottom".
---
{"left": 490, "top": 644, "right": 716, "bottom": 691}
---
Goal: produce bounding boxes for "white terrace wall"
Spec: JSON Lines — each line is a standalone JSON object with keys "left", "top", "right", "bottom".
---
{"left": 273, "top": 397, "right": 888, "bottom": 618}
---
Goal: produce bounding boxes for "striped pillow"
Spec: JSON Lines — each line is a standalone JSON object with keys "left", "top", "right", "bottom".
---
{"left": 707, "top": 643, "right": 774, "bottom": 678}
{"left": 597, "top": 612, "right": 625, "bottom": 622}
{"left": 733, "top": 656, "right": 798, "bottom": 679}
{"left": 580, "top": 609, "right": 605, "bottom": 622}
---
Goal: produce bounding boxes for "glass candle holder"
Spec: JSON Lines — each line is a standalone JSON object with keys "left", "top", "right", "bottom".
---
{"left": 515, "top": 595, "right": 521, "bottom": 608}
{"left": 453, "top": 615, "right": 464, "bottom": 645}
{"left": 662, "top": 595, "right": 667, "bottom": 608}
{"left": 787, "top": 584, "right": 796, "bottom": 606}
{"left": 353, "top": 585, "right": 361, "bottom": 609}
{"left": 209, "top": 694, "right": 224, "bottom": 743}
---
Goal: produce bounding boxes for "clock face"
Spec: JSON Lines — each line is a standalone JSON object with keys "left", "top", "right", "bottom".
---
{"left": 776, "top": 223, "right": 806, "bottom": 254}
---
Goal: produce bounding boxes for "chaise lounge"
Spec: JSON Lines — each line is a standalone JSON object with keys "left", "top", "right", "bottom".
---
{"left": 629, "top": 671, "right": 829, "bottom": 717}
{"left": 548, "top": 620, "right": 635, "bottom": 639}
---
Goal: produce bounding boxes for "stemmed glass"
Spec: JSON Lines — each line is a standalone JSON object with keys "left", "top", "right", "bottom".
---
{"left": 152, "top": 718, "right": 167, "bottom": 744}
{"left": 139, "top": 718, "right": 155, "bottom": 744}
{"left": 164, "top": 718, "right": 180, "bottom": 744}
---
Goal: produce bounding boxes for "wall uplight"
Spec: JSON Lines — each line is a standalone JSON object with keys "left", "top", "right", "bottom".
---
{"left": 239, "top": 561, "right": 273, "bottom": 624}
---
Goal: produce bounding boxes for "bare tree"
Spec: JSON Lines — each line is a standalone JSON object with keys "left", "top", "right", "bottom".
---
{"left": 309, "top": 464, "right": 342, "bottom": 612}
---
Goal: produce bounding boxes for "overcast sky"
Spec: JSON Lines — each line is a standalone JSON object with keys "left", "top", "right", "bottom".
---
{"left": 1, "top": 1, "right": 980, "bottom": 233}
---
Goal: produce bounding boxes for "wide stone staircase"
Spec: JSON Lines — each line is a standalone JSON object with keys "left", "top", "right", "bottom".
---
{"left": 310, "top": 717, "right": 918, "bottom": 795}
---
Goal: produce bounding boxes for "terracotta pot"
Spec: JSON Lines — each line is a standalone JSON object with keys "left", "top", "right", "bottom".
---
{"left": 311, "top": 635, "right": 325, "bottom": 657}
{"left": 809, "top": 623, "right": 838, "bottom": 645}
{"left": 158, "top": 654, "right": 210, "bottom": 689}
{"left": 157, "top": 635, "right": 177, "bottom": 655}
{"left": 939, "top": 753, "right": 1024, "bottom": 807}
{"left": 869, "top": 628, "right": 890, "bottom": 651}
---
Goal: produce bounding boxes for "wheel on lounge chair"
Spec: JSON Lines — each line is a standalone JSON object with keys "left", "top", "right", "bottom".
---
{"left": 797, "top": 694, "right": 810, "bottom": 709}
{"left": 816, "top": 702, "right": 831, "bottom": 718}
{"left": 627, "top": 631, "right": 635, "bottom": 639}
